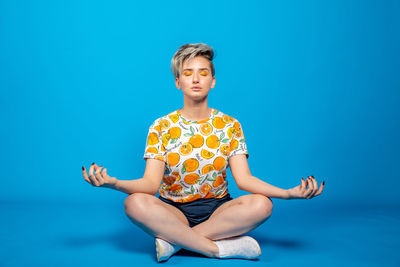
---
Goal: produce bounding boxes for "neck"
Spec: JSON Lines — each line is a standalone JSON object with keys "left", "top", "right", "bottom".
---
{"left": 179, "top": 99, "right": 211, "bottom": 121}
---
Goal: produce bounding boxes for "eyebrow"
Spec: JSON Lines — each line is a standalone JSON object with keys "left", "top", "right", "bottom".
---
{"left": 182, "top": 68, "right": 210, "bottom": 71}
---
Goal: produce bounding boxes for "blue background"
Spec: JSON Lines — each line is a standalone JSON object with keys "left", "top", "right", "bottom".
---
{"left": 1, "top": 0, "right": 399, "bottom": 266}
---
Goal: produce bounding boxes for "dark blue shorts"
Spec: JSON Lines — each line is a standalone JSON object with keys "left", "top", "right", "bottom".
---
{"left": 158, "top": 193, "right": 234, "bottom": 227}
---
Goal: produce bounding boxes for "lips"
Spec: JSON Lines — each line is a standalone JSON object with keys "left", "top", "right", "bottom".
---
{"left": 192, "top": 87, "right": 201, "bottom": 90}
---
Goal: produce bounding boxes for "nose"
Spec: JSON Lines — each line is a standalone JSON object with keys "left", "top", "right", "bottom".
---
{"left": 192, "top": 72, "right": 199, "bottom": 83}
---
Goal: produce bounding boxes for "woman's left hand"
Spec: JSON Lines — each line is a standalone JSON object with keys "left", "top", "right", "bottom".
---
{"left": 287, "top": 176, "right": 325, "bottom": 199}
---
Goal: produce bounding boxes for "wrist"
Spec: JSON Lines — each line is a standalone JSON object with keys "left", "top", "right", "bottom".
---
{"left": 285, "top": 189, "right": 292, "bottom": 200}
{"left": 111, "top": 178, "right": 119, "bottom": 188}
{"left": 104, "top": 178, "right": 119, "bottom": 189}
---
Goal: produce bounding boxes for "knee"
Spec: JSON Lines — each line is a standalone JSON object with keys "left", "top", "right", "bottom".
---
{"left": 249, "top": 194, "right": 273, "bottom": 220}
{"left": 124, "top": 193, "right": 152, "bottom": 221}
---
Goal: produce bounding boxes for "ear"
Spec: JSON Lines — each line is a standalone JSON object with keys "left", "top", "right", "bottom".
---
{"left": 210, "top": 76, "right": 216, "bottom": 89}
{"left": 175, "top": 77, "right": 181, "bottom": 89}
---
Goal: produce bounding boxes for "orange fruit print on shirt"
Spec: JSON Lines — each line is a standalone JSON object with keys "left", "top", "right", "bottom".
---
{"left": 167, "top": 153, "right": 180, "bottom": 167}
{"left": 201, "top": 149, "right": 214, "bottom": 159}
{"left": 143, "top": 108, "right": 249, "bottom": 203}
{"left": 183, "top": 158, "right": 199, "bottom": 172}
{"left": 212, "top": 117, "right": 226, "bottom": 129}
{"left": 200, "top": 183, "right": 212, "bottom": 195}
{"left": 184, "top": 173, "right": 200, "bottom": 184}
{"left": 213, "top": 157, "right": 226, "bottom": 171}
{"left": 168, "top": 127, "right": 181, "bottom": 139}
{"left": 206, "top": 135, "right": 220, "bottom": 149}
{"left": 147, "top": 132, "right": 159, "bottom": 146}
{"left": 179, "top": 142, "right": 193, "bottom": 156}
{"left": 189, "top": 134, "right": 204, "bottom": 148}
{"left": 199, "top": 122, "right": 213, "bottom": 136}
{"left": 213, "top": 175, "right": 225, "bottom": 187}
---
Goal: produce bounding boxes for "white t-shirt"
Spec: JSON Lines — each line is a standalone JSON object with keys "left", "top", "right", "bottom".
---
{"left": 143, "top": 107, "right": 249, "bottom": 203}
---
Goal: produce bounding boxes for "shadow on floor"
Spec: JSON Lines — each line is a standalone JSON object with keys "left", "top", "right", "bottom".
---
{"left": 60, "top": 226, "right": 306, "bottom": 258}
{"left": 60, "top": 227, "right": 154, "bottom": 256}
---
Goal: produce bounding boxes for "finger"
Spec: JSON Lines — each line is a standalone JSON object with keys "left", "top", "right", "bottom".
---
{"left": 102, "top": 168, "right": 109, "bottom": 178}
{"left": 307, "top": 176, "right": 317, "bottom": 198}
{"left": 95, "top": 165, "right": 104, "bottom": 177}
{"left": 89, "top": 163, "right": 100, "bottom": 186}
{"left": 93, "top": 164, "right": 103, "bottom": 175}
{"left": 88, "top": 162, "right": 96, "bottom": 179}
{"left": 88, "top": 168, "right": 99, "bottom": 186}
{"left": 305, "top": 177, "right": 314, "bottom": 198}
{"left": 94, "top": 165, "right": 104, "bottom": 184}
{"left": 301, "top": 178, "right": 309, "bottom": 196}
{"left": 88, "top": 173, "right": 99, "bottom": 186}
{"left": 314, "top": 181, "right": 325, "bottom": 197}
{"left": 308, "top": 176, "right": 316, "bottom": 191}
{"left": 82, "top": 166, "right": 92, "bottom": 184}
{"left": 311, "top": 177, "right": 318, "bottom": 196}
{"left": 300, "top": 177, "right": 306, "bottom": 191}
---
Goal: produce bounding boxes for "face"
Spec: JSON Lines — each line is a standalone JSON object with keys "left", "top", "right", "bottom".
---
{"left": 175, "top": 56, "right": 216, "bottom": 100}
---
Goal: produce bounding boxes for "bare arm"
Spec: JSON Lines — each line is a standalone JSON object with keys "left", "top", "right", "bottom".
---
{"left": 82, "top": 159, "right": 165, "bottom": 195}
{"left": 228, "top": 155, "right": 324, "bottom": 199}
{"left": 228, "top": 155, "right": 289, "bottom": 198}
{"left": 238, "top": 174, "right": 290, "bottom": 199}
{"left": 111, "top": 177, "right": 158, "bottom": 195}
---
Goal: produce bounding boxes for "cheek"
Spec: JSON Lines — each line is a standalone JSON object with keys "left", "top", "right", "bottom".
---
{"left": 180, "top": 80, "right": 191, "bottom": 88}
{"left": 201, "top": 77, "right": 212, "bottom": 84}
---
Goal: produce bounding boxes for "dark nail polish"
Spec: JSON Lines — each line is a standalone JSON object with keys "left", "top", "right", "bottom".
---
{"left": 82, "top": 166, "right": 85, "bottom": 171}
{"left": 92, "top": 162, "right": 95, "bottom": 165}
{"left": 322, "top": 181, "right": 325, "bottom": 185}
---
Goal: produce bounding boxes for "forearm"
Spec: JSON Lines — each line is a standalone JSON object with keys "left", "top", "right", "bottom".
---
{"left": 238, "top": 175, "right": 289, "bottom": 199}
{"left": 109, "top": 178, "right": 158, "bottom": 195}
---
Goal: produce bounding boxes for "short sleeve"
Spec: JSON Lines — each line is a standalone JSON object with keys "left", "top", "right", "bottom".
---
{"left": 143, "top": 119, "right": 167, "bottom": 163}
{"left": 228, "top": 120, "right": 249, "bottom": 159}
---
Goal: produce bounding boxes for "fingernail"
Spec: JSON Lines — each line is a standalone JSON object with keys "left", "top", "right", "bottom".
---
{"left": 92, "top": 162, "right": 95, "bottom": 165}
{"left": 311, "top": 175, "right": 314, "bottom": 178}
{"left": 322, "top": 181, "right": 325, "bottom": 185}
{"left": 301, "top": 177, "right": 304, "bottom": 181}
{"left": 82, "top": 166, "right": 85, "bottom": 171}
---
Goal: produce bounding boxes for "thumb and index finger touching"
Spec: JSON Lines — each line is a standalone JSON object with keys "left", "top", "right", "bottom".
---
{"left": 82, "top": 162, "right": 107, "bottom": 186}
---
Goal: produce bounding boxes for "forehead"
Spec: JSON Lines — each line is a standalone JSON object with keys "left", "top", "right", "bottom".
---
{"left": 182, "top": 56, "right": 211, "bottom": 69}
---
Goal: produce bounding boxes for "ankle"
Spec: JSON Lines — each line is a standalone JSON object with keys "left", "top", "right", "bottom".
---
{"left": 210, "top": 242, "right": 220, "bottom": 258}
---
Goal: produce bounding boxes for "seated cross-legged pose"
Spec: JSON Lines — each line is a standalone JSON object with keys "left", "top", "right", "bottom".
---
{"left": 82, "top": 43, "right": 325, "bottom": 262}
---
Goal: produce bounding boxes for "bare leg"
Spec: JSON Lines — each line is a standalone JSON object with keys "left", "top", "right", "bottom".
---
{"left": 192, "top": 194, "right": 273, "bottom": 240}
{"left": 124, "top": 193, "right": 219, "bottom": 258}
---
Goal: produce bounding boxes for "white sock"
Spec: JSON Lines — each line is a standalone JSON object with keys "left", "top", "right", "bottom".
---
{"left": 213, "top": 235, "right": 261, "bottom": 259}
{"left": 155, "top": 237, "right": 181, "bottom": 262}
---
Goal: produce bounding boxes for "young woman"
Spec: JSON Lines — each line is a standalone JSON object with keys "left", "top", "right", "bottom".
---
{"left": 82, "top": 43, "right": 325, "bottom": 262}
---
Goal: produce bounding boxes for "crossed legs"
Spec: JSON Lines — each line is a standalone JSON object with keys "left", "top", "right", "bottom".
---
{"left": 124, "top": 193, "right": 273, "bottom": 258}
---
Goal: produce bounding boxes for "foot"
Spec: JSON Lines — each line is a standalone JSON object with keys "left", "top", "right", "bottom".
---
{"left": 213, "top": 235, "right": 261, "bottom": 259}
{"left": 155, "top": 237, "right": 181, "bottom": 262}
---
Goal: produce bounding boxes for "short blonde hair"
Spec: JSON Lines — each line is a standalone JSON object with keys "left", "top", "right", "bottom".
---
{"left": 171, "top": 43, "right": 215, "bottom": 78}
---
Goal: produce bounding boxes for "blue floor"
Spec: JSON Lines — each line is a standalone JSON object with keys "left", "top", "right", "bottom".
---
{"left": 1, "top": 198, "right": 399, "bottom": 267}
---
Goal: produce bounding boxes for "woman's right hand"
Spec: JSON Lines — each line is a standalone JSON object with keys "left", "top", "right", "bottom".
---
{"left": 82, "top": 163, "right": 118, "bottom": 188}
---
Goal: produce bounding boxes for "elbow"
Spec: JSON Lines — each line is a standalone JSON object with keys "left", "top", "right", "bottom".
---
{"left": 235, "top": 175, "right": 251, "bottom": 191}
{"left": 148, "top": 183, "right": 160, "bottom": 195}
{"left": 141, "top": 177, "right": 160, "bottom": 195}
{"left": 149, "top": 187, "right": 159, "bottom": 195}
{"left": 237, "top": 182, "right": 246, "bottom": 191}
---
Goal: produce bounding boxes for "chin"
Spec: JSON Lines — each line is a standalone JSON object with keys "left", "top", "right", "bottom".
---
{"left": 185, "top": 94, "right": 208, "bottom": 101}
